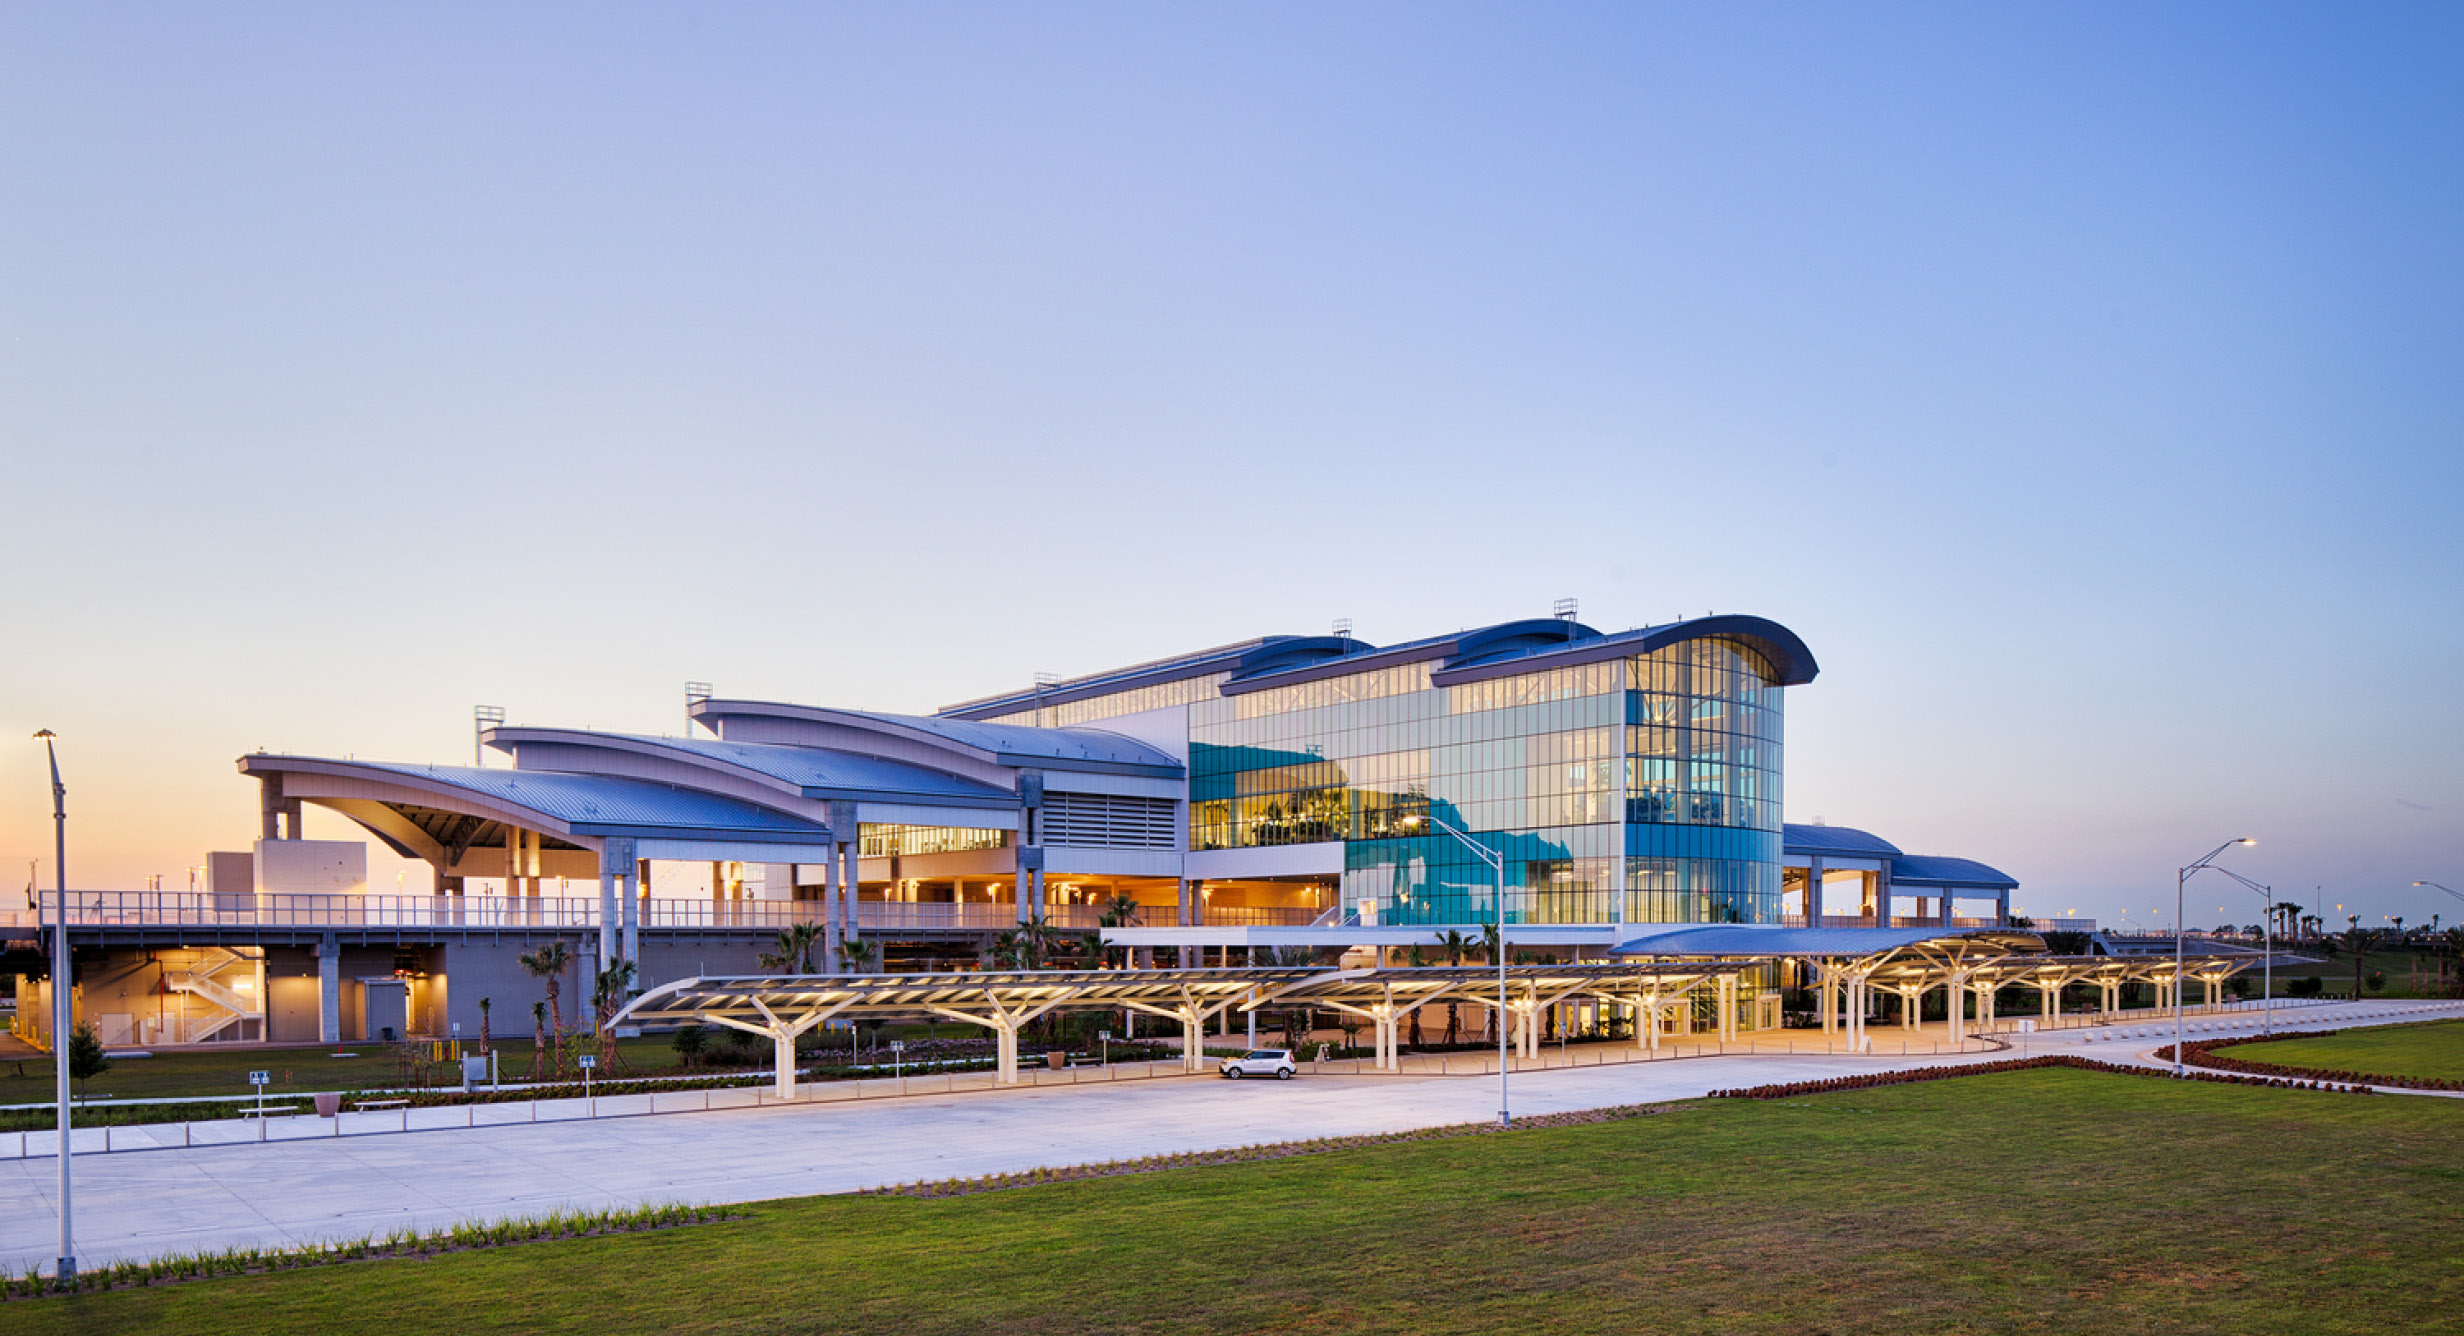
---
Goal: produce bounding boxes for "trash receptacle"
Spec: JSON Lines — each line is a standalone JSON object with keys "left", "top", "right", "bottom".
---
{"left": 313, "top": 1092, "right": 342, "bottom": 1118}
{"left": 1045, "top": 1051, "right": 1066, "bottom": 1070}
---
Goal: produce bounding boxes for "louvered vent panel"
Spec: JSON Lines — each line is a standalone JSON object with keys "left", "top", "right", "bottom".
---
{"left": 1042, "top": 793, "right": 1179, "bottom": 849}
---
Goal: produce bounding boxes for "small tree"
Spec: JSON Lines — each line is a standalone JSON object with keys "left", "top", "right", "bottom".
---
{"left": 65, "top": 1022, "right": 110, "bottom": 1098}
{"left": 477, "top": 996, "right": 492, "bottom": 1058}
{"left": 672, "top": 1023, "right": 708, "bottom": 1073}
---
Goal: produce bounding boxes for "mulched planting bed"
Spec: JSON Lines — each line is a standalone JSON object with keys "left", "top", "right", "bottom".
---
{"left": 1710, "top": 1053, "right": 2378, "bottom": 1100}
{"left": 2164, "top": 1029, "right": 2464, "bottom": 1090}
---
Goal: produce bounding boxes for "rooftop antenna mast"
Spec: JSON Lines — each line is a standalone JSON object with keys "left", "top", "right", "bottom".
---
{"left": 1553, "top": 598, "right": 1579, "bottom": 639}
{"left": 1033, "top": 672, "right": 1059, "bottom": 728}
{"left": 1332, "top": 617, "right": 1352, "bottom": 639}
{"left": 473, "top": 706, "right": 504, "bottom": 766}
{"left": 684, "top": 681, "right": 713, "bottom": 738}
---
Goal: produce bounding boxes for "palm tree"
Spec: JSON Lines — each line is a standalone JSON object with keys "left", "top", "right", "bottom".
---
{"left": 1439, "top": 930, "right": 1471, "bottom": 1045}
{"left": 760, "top": 923, "right": 823, "bottom": 973}
{"left": 840, "top": 937, "right": 877, "bottom": 973}
{"left": 2343, "top": 916, "right": 2374, "bottom": 999}
{"left": 529, "top": 1001, "right": 549, "bottom": 1080}
{"left": 1404, "top": 945, "right": 1429, "bottom": 1047}
{"left": 593, "top": 959, "right": 637, "bottom": 1070}
{"left": 476, "top": 996, "right": 492, "bottom": 1058}
{"left": 518, "top": 941, "right": 574, "bottom": 1074}
{"left": 1098, "top": 892, "right": 1142, "bottom": 968}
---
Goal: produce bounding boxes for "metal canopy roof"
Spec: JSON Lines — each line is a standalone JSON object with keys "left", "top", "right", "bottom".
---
{"left": 1884, "top": 854, "right": 2020, "bottom": 890}
{"left": 691, "top": 700, "right": 1183, "bottom": 776}
{"left": 239, "top": 755, "right": 832, "bottom": 844}
{"left": 1781, "top": 823, "right": 1904, "bottom": 859}
{"left": 487, "top": 728, "right": 1017, "bottom": 808}
{"left": 939, "top": 613, "right": 1819, "bottom": 718}
{"left": 614, "top": 961, "right": 1745, "bottom": 1030}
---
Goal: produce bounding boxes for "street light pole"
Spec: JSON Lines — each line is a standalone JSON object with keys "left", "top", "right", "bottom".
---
{"left": 2176, "top": 838, "right": 2255, "bottom": 1076}
{"left": 34, "top": 730, "right": 72, "bottom": 1285}
{"left": 2204, "top": 866, "right": 2274, "bottom": 1036}
{"left": 1416, "top": 813, "right": 1510, "bottom": 1128}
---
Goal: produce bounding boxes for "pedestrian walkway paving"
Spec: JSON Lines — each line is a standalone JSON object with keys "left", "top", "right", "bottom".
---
{"left": 2, "top": 998, "right": 2454, "bottom": 1272}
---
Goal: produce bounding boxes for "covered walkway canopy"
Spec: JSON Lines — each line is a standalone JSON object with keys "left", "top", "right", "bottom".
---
{"left": 613, "top": 961, "right": 1747, "bottom": 1094}
{"left": 1614, "top": 923, "right": 2256, "bottom": 1050}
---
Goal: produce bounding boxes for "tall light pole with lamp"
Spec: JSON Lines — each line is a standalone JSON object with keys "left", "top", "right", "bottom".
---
{"left": 2200, "top": 865, "right": 2276, "bottom": 1035}
{"left": 34, "top": 729, "right": 74, "bottom": 1284}
{"left": 1409, "top": 811, "right": 1511, "bottom": 1128}
{"left": 2176, "top": 839, "right": 2255, "bottom": 1076}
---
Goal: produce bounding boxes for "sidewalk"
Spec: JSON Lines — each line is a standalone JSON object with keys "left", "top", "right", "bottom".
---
{"left": 3, "top": 998, "right": 2455, "bottom": 1272}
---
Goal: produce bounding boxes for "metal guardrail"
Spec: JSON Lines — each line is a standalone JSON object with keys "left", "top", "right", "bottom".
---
{"left": 1777, "top": 915, "right": 2008, "bottom": 930}
{"left": 0, "top": 892, "right": 1324, "bottom": 933}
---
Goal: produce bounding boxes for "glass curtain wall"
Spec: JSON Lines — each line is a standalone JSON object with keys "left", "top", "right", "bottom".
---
{"left": 1190, "top": 662, "right": 1622, "bottom": 925}
{"left": 1624, "top": 638, "right": 1786, "bottom": 923}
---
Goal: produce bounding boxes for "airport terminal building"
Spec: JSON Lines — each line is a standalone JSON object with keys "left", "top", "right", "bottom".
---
{"left": 11, "top": 610, "right": 2028, "bottom": 1047}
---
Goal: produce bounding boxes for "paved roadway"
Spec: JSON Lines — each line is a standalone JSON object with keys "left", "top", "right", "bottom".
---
{"left": 3, "top": 998, "right": 2457, "bottom": 1271}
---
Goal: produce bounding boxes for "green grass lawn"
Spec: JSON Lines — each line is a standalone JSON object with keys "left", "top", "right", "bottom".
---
{"left": 0, "top": 1036, "right": 699, "bottom": 1104}
{"left": 10, "top": 1068, "right": 2462, "bottom": 1334}
{"left": 0, "top": 1022, "right": 1030, "bottom": 1105}
{"left": 2226, "top": 1018, "right": 2464, "bottom": 1083}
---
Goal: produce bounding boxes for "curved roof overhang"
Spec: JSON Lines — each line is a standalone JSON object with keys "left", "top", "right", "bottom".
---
{"left": 1430, "top": 614, "right": 1818, "bottom": 689}
{"left": 691, "top": 700, "right": 1183, "bottom": 778}
{"left": 237, "top": 754, "right": 837, "bottom": 867}
{"left": 485, "top": 727, "right": 1018, "bottom": 812}
{"left": 935, "top": 634, "right": 1381, "bottom": 720}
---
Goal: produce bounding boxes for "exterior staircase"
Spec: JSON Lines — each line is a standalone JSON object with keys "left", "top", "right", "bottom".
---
{"left": 163, "top": 948, "right": 263, "bottom": 1043}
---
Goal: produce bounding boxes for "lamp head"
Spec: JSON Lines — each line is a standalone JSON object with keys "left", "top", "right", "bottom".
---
{"left": 32, "top": 729, "right": 55, "bottom": 741}
{"left": 2237, "top": 838, "right": 2255, "bottom": 846}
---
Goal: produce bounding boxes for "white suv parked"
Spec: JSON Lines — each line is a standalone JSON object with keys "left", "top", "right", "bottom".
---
{"left": 1219, "top": 1049, "right": 1296, "bottom": 1080}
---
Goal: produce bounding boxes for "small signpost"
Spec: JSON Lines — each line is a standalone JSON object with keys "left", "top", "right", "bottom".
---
{"left": 1098, "top": 1029, "right": 1112, "bottom": 1066}
{"left": 249, "top": 1070, "right": 270, "bottom": 1138}
{"left": 578, "top": 1053, "right": 597, "bottom": 1116}
{"left": 888, "top": 1039, "right": 906, "bottom": 1082}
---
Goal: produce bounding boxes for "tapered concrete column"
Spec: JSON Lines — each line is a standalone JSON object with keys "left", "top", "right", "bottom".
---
{"left": 621, "top": 851, "right": 641, "bottom": 966}
{"left": 317, "top": 933, "right": 340, "bottom": 1044}
{"left": 1717, "top": 976, "right": 1736, "bottom": 1041}
{"left": 596, "top": 862, "right": 617, "bottom": 970}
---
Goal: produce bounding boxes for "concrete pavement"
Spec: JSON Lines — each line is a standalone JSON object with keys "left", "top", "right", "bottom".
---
{"left": 4, "top": 997, "right": 2457, "bottom": 1272}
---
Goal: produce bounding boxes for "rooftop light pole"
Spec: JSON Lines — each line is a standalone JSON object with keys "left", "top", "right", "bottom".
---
{"left": 1412, "top": 811, "right": 1510, "bottom": 1128}
{"left": 33, "top": 729, "right": 72, "bottom": 1285}
{"left": 2176, "top": 839, "right": 2255, "bottom": 1076}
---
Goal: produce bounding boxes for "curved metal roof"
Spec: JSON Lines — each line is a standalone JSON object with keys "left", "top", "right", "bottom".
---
{"left": 691, "top": 701, "right": 1182, "bottom": 777}
{"left": 937, "top": 613, "right": 1817, "bottom": 717}
{"left": 240, "top": 755, "right": 830, "bottom": 842}
{"left": 1428, "top": 615, "right": 1818, "bottom": 689}
{"left": 937, "top": 634, "right": 1374, "bottom": 720}
{"left": 846, "top": 711, "right": 1179, "bottom": 768}
{"left": 490, "top": 729, "right": 1015, "bottom": 807}
{"left": 1782, "top": 823, "right": 1904, "bottom": 858}
{"left": 1886, "top": 854, "right": 2020, "bottom": 890}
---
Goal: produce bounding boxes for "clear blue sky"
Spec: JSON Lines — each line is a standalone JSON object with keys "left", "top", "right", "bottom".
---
{"left": 4, "top": 4, "right": 2458, "bottom": 927}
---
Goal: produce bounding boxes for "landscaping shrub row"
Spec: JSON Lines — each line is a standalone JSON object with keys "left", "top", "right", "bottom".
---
{"left": 859, "top": 1101, "right": 1684, "bottom": 1199}
{"left": 2, "top": 1202, "right": 735, "bottom": 1301}
{"left": 1709, "top": 1054, "right": 2379, "bottom": 1100}
{"left": 2165, "top": 1030, "right": 2462, "bottom": 1090}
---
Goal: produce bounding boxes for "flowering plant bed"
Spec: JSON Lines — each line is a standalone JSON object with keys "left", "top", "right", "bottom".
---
{"left": 1710, "top": 1053, "right": 2377, "bottom": 1100}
